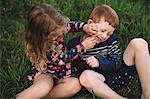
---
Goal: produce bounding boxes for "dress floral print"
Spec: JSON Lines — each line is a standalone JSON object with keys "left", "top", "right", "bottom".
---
{"left": 27, "top": 20, "right": 85, "bottom": 82}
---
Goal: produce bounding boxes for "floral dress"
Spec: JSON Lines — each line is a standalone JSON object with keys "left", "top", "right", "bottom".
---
{"left": 27, "top": 20, "right": 85, "bottom": 82}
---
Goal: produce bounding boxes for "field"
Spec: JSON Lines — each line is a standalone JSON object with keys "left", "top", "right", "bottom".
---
{"left": 0, "top": 0, "right": 150, "bottom": 98}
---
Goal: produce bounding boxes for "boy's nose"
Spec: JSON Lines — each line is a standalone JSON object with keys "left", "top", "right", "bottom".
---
{"left": 101, "top": 33, "right": 107, "bottom": 39}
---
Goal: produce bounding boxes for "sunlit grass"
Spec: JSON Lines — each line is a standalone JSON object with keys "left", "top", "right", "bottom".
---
{"left": 0, "top": 0, "right": 149, "bottom": 98}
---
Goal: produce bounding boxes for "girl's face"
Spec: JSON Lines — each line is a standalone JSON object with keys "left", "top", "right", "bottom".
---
{"left": 93, "top": 20, "right": 115, "bottom": 44}
{"left": 56, "top": 25, "right": 68, "bottom": 35}
{"left": 50, "top": 24, "right": 68, "bottom": 41}
{"left": 48, "top": 24, "right": 67, "bottom": 50}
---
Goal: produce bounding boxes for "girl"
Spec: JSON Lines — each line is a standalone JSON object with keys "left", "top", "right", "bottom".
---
{"left": 16, "top": 3, "right": 97, "bottom": 99}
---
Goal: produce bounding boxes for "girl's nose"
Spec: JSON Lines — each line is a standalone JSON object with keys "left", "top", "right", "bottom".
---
{"left": 60, "top": 32, "right": 63, "bottom": 35}
{"left": 62, "top": 29, "right": 67, "bottom": 34}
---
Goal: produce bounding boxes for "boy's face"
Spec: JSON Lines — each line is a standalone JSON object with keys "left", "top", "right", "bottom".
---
{"left": 88, "top": 19, "right": 115, "bottom": 44}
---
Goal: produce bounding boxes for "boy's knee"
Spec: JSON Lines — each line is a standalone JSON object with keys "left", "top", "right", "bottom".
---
{"left": 129, "top": 38, "right": 148, "bottom": 50}
{"left": 142, "top": 86, "right": 150, "bottom": 99}
{"left": 79, "top": 70, "right": 104, "bottom": 88}
{"left": 79, "top": 70, "right": 93, "bottom": 88}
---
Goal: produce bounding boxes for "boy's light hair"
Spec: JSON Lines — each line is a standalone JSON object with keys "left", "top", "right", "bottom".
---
{"left": 89, "top": 4, "right": 119, "bottom": 28}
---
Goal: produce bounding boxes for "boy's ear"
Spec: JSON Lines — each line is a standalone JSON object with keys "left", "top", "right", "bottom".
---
{"left": 87, "top": 19, "right": 94, "bottom": 24}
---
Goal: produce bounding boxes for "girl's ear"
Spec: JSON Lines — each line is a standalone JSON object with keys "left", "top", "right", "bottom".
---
{"left": 87, "top": 19, "right": 94, "bottom": 24}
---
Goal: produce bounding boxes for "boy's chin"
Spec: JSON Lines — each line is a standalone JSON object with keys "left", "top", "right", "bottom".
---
{"left": 96, "top": 40, "right": 101, "bottom": 44}
{"left": 96, "top": 40, "right": 105, "bottom": 44}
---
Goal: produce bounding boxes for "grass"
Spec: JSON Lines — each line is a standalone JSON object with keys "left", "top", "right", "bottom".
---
{"left": 0, "top": 0, "right": 150, "bottom": 98}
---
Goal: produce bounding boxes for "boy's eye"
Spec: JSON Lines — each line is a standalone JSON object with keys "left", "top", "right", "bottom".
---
{"left": 101, "top": 29, "right": 107, "bottom": 32}
{"left": 107, "top": 32, "right": 113, "bottom": 36}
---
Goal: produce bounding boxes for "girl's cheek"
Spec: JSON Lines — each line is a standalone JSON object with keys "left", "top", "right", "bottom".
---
{"left": 64, "top": 29, "right": 68, "bottom": 34}
{"left": 52, "top": 36, "right": 57, "bottom": 41}
{"left": 61, "top": 29, "right": 67, "bottom": 35}
{"left": 57, "top": 31, "right": 63, "bottom": 36}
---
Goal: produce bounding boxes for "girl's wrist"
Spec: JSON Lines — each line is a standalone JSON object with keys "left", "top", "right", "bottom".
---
{"left": 83, "top": 24, "right": 88, "bottom": 32}
{"left": 78, "top": 43, "right": 86, "bottom": 53}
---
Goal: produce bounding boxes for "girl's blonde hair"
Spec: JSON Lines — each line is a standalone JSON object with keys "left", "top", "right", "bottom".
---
{"left": 25, "top": 3, "right": 68, "bottom": 72}
{"left": 89, "top": 4, "right": 119, "bottom": 28}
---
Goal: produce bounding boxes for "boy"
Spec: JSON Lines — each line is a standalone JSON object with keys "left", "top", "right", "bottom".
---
{"left": 67, "top": 4, "right": 150, "bottom": 98}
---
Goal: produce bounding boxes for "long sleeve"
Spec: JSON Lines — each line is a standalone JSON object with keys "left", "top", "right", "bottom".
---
{"left": 67, "top": 20, "right": 85, "bottom": 32}
{"left": 48, "top": 19, "right": 86, "bottom": 64}
{"left": 95, "top": 35, "right": 123, "bottom": 73}
{"left": 58, "top": 20, "right": 86, "bottom": 62}
{"left": 60, "top": 43, "right": 85, "bottom": 63}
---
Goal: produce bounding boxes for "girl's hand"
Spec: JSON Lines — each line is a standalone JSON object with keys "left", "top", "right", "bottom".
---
{"left": 81, "top": 37, "right": 96, "bottom": 49}
{"left": 86, "top": 56, "right": 99, "bottom": 68}
{"left": 83, "top": 23, "right": 98, "bottom": 36}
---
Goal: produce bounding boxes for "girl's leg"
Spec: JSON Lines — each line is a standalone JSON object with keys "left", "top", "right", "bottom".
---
{"left": 123, "top": 38, "right": 150, "bottom": 99}
{"left": 48, "top": 77, "right": 81, "bottom": 98}
{"left": 16, "top": 74, "right": 54, "bottom": 99}
{"left": 79, "top": 70, "right": 126, "bottom": 99}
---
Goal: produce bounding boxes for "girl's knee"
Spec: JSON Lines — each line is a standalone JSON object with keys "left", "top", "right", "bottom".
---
{"left": 33, "top": 74, "right": 54, "bottom": 96}
{"left": 64, "top": 78, "right": 81, "bottom": 95}
{"left": 79, "top": 70, "right": 105, "bottom": 88}
{"left": 69, "top": 78, "right": 81, "bottom": 92}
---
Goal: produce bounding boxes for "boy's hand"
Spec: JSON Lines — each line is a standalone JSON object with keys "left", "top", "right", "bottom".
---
{"left": 81, "top": 37, "right": 96, "bottom": 49}
{"left": 83, "top": 23, "right": 98, "bottom": 35}
{"left": 86, "top": 56, "right": 99, "bottom": 68}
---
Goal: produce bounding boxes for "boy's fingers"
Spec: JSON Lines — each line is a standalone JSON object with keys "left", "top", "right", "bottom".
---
{"left": 86, "top": 59, "right": 93, "bottom": 64}
{"left": 89, "top": 62, "right": 94, "bottom": 67}
{"left": 86, "top": 60, "right": 90, "bottom": 65}
{"left": 86, "top": 59, "right": 93, "bottom": 65}
{"left": 86, "top": 57, "right": 95, "bottom": 64}
{"left": 86, "top": 58, "right": 93, "bottom": 65}
{"left": 89, "top": 62, "right": 98, "bottom": 68}
{"left": 87, "top": 56, "right": 94, "bottom": 60}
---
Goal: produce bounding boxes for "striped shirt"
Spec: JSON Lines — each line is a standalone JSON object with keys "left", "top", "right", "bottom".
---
{"left": 67, "top": 34, "right": 123, "bottom": 73}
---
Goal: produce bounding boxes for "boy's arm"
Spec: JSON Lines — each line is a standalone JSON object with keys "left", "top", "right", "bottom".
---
{"left": 95, "top": 35, "right": 123, "bottom": 73}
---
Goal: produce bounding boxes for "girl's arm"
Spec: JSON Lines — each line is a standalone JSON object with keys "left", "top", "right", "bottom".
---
{"left": 67, "top": 20, "right": 85, "bottom": 32}
{"left": 51, "top": 36, "right": 96, "bottom": 64}
{"left": 59, "top": 37, "right": 96, "bottom": 63}
{"left": 56, "top": 20, "right": 96, "bottom": 63}
{"left": 67, "top": 20, "right": 97, "bottom": 35}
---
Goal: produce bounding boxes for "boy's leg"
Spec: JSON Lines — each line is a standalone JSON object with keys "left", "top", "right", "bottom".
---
{"left": 79, "top": 70, "right": 126, "bottom": 99}
{"left": 48, "top": 77, "right": 81, "bottom": 98}
{"left": 16, "top": 74, "right": 54, "bottom": 99}
{"left": 123, "top": 38, "right": 150, "bottom": 98}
